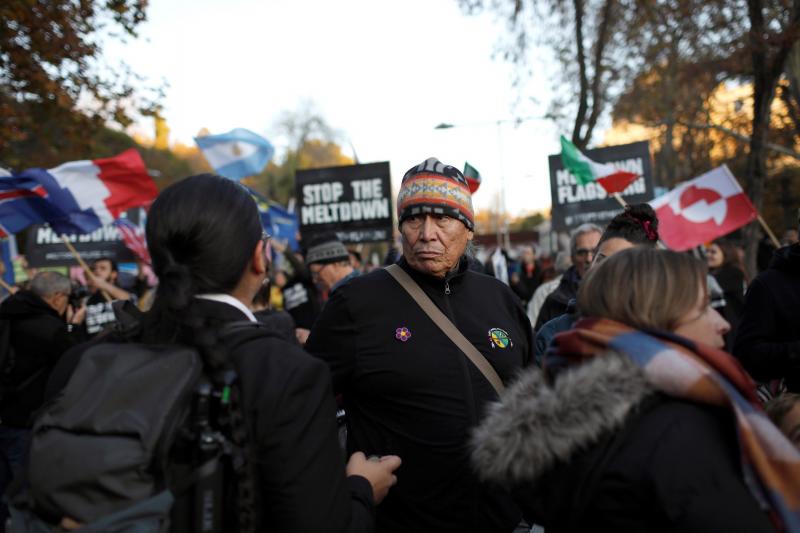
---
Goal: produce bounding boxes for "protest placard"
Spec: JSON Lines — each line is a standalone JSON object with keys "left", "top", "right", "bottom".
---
{"left": 548, "top": 141, "right": 655, "bottom": 232}
{"left": 295, "top": 162, "right": 393, "bottom": 244}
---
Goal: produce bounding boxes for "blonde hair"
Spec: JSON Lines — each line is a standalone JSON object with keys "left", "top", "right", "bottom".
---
{"left": 577, "top": 248, "right": 707, "bottom": 332}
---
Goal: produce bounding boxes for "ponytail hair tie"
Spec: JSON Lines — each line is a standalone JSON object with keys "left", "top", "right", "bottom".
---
{"left": 623, "top": 211, "right": 659, "bottom": 242}
{"left": 641, "top": 220, "right": 658, "bottom": 241}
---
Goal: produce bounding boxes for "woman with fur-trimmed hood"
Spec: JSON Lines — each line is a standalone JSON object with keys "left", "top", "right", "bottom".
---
{"left": 472, "top": 248, "right": 800, "bottom": 532}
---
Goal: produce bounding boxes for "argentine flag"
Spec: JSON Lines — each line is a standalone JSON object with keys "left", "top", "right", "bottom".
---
{"left": 195, "top": 128, "right": 275, "bottom": 180}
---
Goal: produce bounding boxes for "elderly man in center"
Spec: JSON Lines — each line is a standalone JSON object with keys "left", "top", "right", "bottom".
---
{"left": 307, "top": 158, "right": 533, "bottom": 533}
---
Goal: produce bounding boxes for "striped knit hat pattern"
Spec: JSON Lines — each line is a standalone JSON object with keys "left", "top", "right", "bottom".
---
{"left": 397, "top": 157, "right": 474, "bottom": 230}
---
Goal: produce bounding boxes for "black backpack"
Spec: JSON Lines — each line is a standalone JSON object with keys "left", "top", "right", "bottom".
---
{"left": 9, "top": 320, "right": 271, "bottom": 533}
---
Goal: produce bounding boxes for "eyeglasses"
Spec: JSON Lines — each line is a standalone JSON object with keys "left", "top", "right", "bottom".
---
{"left": 574, "top": 248, "right": 594, "bottom": 257}
{"left": 260, "top": 231, "right": 272, "bottom": 260}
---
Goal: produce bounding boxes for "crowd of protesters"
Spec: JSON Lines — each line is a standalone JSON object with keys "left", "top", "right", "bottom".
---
{"left": 0, "top": 159, "right": 797, "bottom": 532}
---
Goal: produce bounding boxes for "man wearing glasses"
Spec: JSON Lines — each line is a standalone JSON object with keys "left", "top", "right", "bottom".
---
{"left": 534, "top": 223, "right": 601, "bottom": 331}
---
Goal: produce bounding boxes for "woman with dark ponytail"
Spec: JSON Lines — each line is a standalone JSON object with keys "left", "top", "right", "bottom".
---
{"left": 44, "top": 175, "right": 401, "bottom": 532}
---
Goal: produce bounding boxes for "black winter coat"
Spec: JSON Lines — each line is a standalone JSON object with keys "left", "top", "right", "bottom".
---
{"left": 0, "top": 290, "right": 84, "bottom": 428}
{"left": 711, "top": 264, "right": 746, "bottom": 350}
{"left": 306, "top": 257, "right": 533, "bottom": 533}
{"left": 534, "top": 266, "right": 581, "bottom": 331}
{"left": 44, "top": 299, "right": 374, "bottom": 533}
{"left": 472, "top": 355, "right": 775, "bottom": 533}
{"left": 734, "top": 243, "right": 800, "bottom": 391}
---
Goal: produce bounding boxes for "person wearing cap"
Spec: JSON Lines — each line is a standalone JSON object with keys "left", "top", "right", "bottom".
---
{"left": 306, "top": 233, "right": 359, "bottom": 295}
{"left": 306, "top": 158, "right": 533, "bottom": 533}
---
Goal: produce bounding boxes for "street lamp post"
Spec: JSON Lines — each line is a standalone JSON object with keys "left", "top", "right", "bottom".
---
{"left": 434, "top": 116, "right": 544, "bottom": 248}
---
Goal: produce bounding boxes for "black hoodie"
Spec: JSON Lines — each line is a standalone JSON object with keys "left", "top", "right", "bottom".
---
{"left": 734, "top": 243, "right": 800, "bottom": 391}
{"left": 0, "top": 290, "right": 85, "bottom": 427}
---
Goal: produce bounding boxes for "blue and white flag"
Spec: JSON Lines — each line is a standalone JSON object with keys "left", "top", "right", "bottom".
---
{"left": 195, "top": 128, "right": 275, "bottom": 180}
{"left": 246, "top": 187, "right": 300, "bottom": 252}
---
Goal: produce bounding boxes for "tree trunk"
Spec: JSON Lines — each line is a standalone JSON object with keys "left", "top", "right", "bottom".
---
{"left": 742, "top": 0, "right": 800, "bottom": 276}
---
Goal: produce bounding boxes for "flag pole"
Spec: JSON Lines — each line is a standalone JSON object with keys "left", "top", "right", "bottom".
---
{"left": 757, "top": 214, "right": 781, "bottom": 248}
{"left": 59, "top": 234, "right": 112, "bottom": 303}
{"left": 612, "top": 192, "right": 628, "bottom": 208}
{"left": 0, "top": 278, "right": 14, "bottom": 294}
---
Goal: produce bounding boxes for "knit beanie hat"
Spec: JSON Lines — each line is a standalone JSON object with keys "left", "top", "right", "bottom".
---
{"left": 305, "top": 234, "right": 350, "bottom": 265}
{"left": 397, "top": 157, "right": 474, "bottom": 230}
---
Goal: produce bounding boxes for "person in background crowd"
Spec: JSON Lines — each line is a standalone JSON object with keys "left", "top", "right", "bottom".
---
{"left": 348, "top": 248, "right": 363, "bottom": 273}
{"left": 766, "top": 394, "right": 800, "bottom": 449}
{"left": 41, "top": 174, "right": 400, "bottom": 532}
{"left": 84, "top": 258, "right": 132, "bottom": 337}
{"left": 307, "top": 158, "right": 533, "bottom": 533}
{"left": 473, "top": 248, "right": 800, "bottom": 532}
{"left": 251, "top": 280, "right": 298, "bottom": 345}
{"left": 527, "top": 252, "right": 571, "bottom": 328}
{"left": 270, "top": 270, "right": 287, "bottom": 310}
{"left": 510, "top": 245, "right": 543, "bottom": 308}
{"left": 306, "top": 234, "right": 359, "bottom": 295}
{"left": 534, "top": 223, "right": 601, "bottom": 330}
{"left": 782, "top": 228, "right": 799, "bottom": 247}
{"left": 757, "top": 230, "right": 779, "bottom": 273}
{"left": 734, "top": 215, "right": 800, "bottom": 393}
{"left": 485, "top": 247, "right": 512, "bottom": 285}
{"left": 706, "top": 239, "right": 747, "bottom": 349}
{"left": 0, "top": 271, "right": 86, "bottom": 530}
{"left": 271, "top": 239, "right": 321, "bottom": 344}
{"left": 534, "top": 204, "right": 660, "bottom": 363}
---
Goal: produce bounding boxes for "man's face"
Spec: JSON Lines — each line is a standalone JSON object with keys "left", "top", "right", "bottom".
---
{"left": 91, "top": 260, "right": 116, "bottom": 283}
{"left": 521, "top": 246, "right": 535, "bottom": 264}
{"left": 45, "top": 292, "right": 69, "bottom": 316}
{"left": 310, "top": 262, "right": 346, "bottom": 291}
{"left": 400, "top": 214, "right": 473, "bottom": 278}
{"left": 572, "top": 231, "right": 601, "bottom": 277}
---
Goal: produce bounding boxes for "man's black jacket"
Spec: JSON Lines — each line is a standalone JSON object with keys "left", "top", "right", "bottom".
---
{"left": 306, "top": 257, "right": 533, "bottom": 533}
{"left": 0, "top": 290, "right": 84, "bottom": 427}
{"left": 534, "top": 265, "right": 581, "bottom": 331}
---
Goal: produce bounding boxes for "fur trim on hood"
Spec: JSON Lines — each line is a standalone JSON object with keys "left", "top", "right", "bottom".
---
{"left": 471, "top": 353, "right": 653, "bottom": 486}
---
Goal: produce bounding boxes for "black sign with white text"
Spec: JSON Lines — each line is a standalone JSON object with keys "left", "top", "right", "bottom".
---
{"left": 548, "top": 141, "right": 655, "bottom": 232}
{"left": 25, "top": 224, "right": 135, "bottom": 267}
{"left": 295, "top": 162, "right": 393, "bottom": 244}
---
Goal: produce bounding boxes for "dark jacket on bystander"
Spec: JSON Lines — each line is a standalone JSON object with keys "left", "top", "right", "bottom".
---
{"left": 734, "top": 243, "right": 800, "bottom": 391}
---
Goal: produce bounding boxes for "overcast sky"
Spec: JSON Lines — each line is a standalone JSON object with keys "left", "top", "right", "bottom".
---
{"left": 106, "top": 0, "right": 566, "bottom": 216}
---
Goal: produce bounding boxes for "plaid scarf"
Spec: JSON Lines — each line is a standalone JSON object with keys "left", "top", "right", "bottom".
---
{"left": 548, "top": 318, "right": 800, "bottom": 532}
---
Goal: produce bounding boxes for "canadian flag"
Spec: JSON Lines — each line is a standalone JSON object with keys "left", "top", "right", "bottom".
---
{"left": 650, "top": 165, "right": 757, "bottom": 251}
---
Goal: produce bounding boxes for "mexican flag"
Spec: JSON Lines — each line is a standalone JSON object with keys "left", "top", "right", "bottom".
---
{"left": 463, "top": 162, "right": 482, "bottom": 194}
{"left": 560, "top": 136, "right": 639, "bottom": 194}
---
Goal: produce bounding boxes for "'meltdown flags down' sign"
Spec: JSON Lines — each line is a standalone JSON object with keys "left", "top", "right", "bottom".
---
{"left": 650, "top": 165, "right": 757, "bottom": 251}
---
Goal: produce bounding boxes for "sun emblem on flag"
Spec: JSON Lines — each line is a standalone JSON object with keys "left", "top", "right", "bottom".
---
{"left": 231, "top": 142, "right": 242, "bottom": 157}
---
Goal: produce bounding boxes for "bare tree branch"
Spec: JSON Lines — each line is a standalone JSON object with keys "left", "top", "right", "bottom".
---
{"left": 644, "top": 119, "right": 800, "bottom": 160}
{"left": 571, "top": 0, "right": 589, "bottom": 148}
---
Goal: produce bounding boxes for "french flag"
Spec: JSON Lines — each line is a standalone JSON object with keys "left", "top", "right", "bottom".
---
{"left": 0, "top": 149, "right": 158, "bottom": 237}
